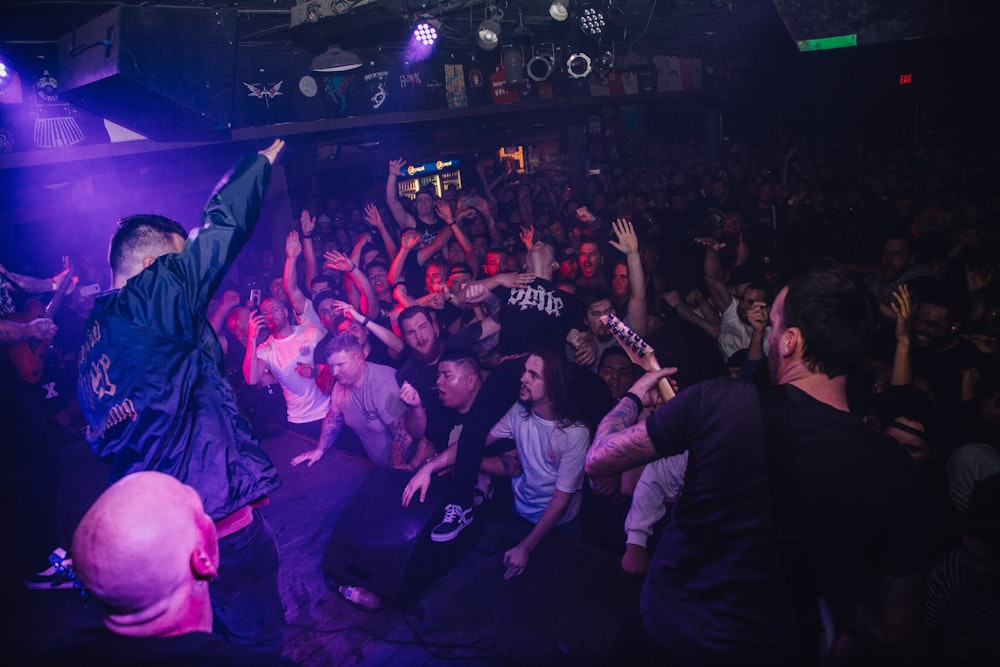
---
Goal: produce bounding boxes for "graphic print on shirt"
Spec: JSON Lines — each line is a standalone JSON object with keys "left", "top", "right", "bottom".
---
{"left": 507, "top": 285, "right": 564, "bottom": 316}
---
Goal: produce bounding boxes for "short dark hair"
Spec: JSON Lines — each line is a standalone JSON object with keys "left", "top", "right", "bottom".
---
{"left": 325, "top": 333, "right": 363, "bottom": 360}
{"left": 781, "top": 265, "right": 877, "bottom": 378}
{"left": 439, "top": 347, "right": 480, "bottom": 375}
{"left": 312, "top": 290, "right": 339, "bottom": 313}
{"left": 398, "top": 305, "right": 434, "bottom": 330}
{"left": 109, "top": 214, "right": 187, "bottom": 277}
{"left": 578, "top": 286, "right": 615, "bottom": 309}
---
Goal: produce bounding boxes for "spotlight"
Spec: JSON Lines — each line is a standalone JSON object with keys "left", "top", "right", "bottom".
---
{"left": 0, "top": 57, "right": 11, "bottom": 91}
{"left": 413, "top": 17, "right": 441, "bottom": 47}
{"left": 578, "top": 5, "right": 606, "bottom": 37}
{"left": 311, "top": 45, "right": 362, "bottom": 72}
{"left": 549, "top": 0, "right": 570, "bottom": 22}
{"left": 477, "top": 7, "right": 503, "bottom": 51}
{"left": 527, "top": 43, "right": 556, "bottom": 82}
{"left": 566, "top": 52, "right": 592, "bottom": 79}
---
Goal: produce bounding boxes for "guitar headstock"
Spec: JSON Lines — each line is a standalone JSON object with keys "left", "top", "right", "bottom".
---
{"left": 600, "top": 312, "right": 660, "bottom": 373}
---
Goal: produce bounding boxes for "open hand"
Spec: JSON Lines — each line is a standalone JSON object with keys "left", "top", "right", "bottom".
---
{"left": 609, "top": 218, "right": 638, "bottom": 255}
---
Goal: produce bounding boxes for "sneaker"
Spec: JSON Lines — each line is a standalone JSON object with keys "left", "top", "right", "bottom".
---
{"left": 430, "top": 503, "right": 473, "bottom": 543}
{"left": 24, "top": 547, "right": 77, "bottom": 591}
{"left": 471, "top": 473, "right": 494, "bottom": 507}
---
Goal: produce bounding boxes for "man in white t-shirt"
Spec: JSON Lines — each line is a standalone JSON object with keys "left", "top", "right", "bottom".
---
{"left": 243, "top": 297, "right": 328, "bottom": 438}
{"left": 485, "top": 349, "right": 590, "bottom": 579}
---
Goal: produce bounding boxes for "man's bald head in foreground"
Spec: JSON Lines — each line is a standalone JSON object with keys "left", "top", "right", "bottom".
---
{"left": 72, "top": 471, "right": 219, "bottom": 637}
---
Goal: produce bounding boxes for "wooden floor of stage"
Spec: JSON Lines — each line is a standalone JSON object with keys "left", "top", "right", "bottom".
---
{"left": 2, "top": 428, "right": 649, "bottom": 666}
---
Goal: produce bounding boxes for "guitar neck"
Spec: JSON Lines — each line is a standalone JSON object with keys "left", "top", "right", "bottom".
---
{"left": 43, "top": 264, "right": 73, "bottom": 319}
{"left": 601, "top": 312, "right": 676, "bottom": 403}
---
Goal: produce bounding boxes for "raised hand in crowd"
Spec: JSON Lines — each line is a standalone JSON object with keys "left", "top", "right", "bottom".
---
{"left": 388, "top": 157, "right": 407, "bottom": 177}
{"left": 608, "top": 218, "right": 638, "bottom": 256}
{"left": 891, "top": 285, "right": 912, "bottom": 343}
{"left": 300, "top": 209, "right": 316, "bottom": 237}
{"left": 285, "top": 230, "right": 302, "bottom": 259}
{"left": 519, "top": 225, "right": 534, "bottom": 251}
{"left": 324, "top": 249, "right": 356, "bottom": 273}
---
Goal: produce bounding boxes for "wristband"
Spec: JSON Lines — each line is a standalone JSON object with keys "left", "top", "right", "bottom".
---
{"left": 361, "top": 317, "right": 371, "bottom": 327}
{"left": 302, "top": 234, "right": 313, "bottom": 240}
{"left": 621, "top": 392, "right": 643, "bottom": 415}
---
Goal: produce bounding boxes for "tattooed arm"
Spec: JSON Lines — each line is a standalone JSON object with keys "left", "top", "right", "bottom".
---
{"left": 291, "top": 402, "right": 343, "bottom": 467}
{"left": 387, "top": 415, "right": 415, "bottom": 468}
{"left": 0, "top": 317, "right": 57, "bottom": 345}
{"left": 586, "top": 367, "right": 677, "bottom": 477}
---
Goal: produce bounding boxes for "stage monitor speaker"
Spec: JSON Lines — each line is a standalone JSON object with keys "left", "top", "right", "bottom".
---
{"left": 770, "top": 0, "right": 986, "bottom": 49}
{"left": 57, "top": 6, "right": 237, "bottom": 141}
{"left": 322, "top": 466, "right": 481, "bottom": 607}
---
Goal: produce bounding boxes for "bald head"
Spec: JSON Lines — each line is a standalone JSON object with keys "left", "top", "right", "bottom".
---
{"left": 72, "top": 472, "right": 218, "bottom": 635}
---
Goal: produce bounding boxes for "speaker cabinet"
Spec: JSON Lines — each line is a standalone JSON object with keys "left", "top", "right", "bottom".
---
{"left": 322, "top": 466, "right": 481, "bottom": 607}
{"left": 57, "top": 6, "right": 237, "bottom": 140}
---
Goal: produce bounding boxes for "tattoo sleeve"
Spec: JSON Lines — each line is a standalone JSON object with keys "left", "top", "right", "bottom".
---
{"left": 9, "top": 271, "right": 54, "bottom": 294}
{"left": 317, "top": 409, "right": 343, "bottom": 453}
{"left": 586, "top": 399, "right": 659, "bottom": 477}
{"left": 390, "top": 416, "right": 413, "bottom": 467}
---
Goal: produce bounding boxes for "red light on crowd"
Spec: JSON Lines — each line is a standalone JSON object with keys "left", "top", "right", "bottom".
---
{"left": 899, "top": 73, "right": 913, "bottom": 85}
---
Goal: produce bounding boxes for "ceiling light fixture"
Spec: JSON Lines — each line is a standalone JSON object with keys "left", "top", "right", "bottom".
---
{"left": 578, "top": 5, "right": 606, "bottom": 37}
{"left": 413, "top": 16, "right": 441, "bottom": 47}
{"left": 549, "top": 0, "right": 570, "bottom": 22}
{"left": 477, "top": 6, "right": 503, "bottom": 51}
{"left": 310, "top": 45, "right": 363, "bottom": 72}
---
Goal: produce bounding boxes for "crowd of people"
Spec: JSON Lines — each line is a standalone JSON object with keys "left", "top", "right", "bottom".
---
{"left": 4, "top": 124, "right": 1000, "bottom": 665}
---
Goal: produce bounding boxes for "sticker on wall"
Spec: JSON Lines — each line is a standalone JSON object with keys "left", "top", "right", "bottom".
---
{"left": 32, "top": 70, "right": 84, "bottom": 148}
{"left": 244, "top": 81, "right": 283, "bottom": 105}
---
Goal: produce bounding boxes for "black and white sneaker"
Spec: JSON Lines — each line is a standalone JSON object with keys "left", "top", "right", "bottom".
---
{"left": 430, "top": 503, "right": 473, "bottom": 543}
{"left": 24, "top": 547, "right": 76, "bottom": 591}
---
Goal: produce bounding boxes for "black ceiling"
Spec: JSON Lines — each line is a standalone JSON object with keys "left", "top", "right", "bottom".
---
{"left": 2, "top": 0, "right": 993, "bottom": 62}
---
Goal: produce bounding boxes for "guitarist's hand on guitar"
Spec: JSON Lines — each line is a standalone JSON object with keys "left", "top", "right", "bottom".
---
{"left": 27, "top": 317, "right": 58, "bottom": 340}
{"left": 628, "top": 367, "right": 677, "bottom": 408}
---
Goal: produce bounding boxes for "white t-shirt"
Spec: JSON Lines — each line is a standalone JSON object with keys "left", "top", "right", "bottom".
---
{"left": 489, "top": 403, "right": 589, "bottom": 525}
{"left": 256, "top": 324, "right": 329, "bottom": 423}
{"left": 718, "top": 297, "right": 770, "bottom": 362}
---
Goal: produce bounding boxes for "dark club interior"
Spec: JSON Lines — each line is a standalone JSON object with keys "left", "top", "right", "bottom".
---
{"left": 2, "top": 1, "right": 999, "bottom": 665}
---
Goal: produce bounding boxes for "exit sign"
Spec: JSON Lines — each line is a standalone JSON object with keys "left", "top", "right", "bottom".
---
{"left": 899, "top": 73, "right": 913, "bottom": 85}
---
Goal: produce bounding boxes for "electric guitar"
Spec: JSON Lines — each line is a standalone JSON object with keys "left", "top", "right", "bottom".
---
{"left": 7, "top": 257, "right": 74, "bottom": 383}
{"left": 600, "top": 312, "right": 675, "bottom": 403}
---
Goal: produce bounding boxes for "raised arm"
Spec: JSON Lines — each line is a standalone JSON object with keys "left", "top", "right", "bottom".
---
{"left": 889, "top": 286, "right": 913, "bottom": 386}
{"left": 385, "top": 158, "right": 416, "bottom": 230}
{"left": 334, "top": 300, "right": 405, "bottom": 354}
{"left": 609, "top": 218, "right": 648, "bottom": 338}
{"left": 663, "top": 290, "right": 721, "bottom": 339}
{"left": 242, "top": 309, "right": 267, "bottom": 386}
{"left": 437, "top": 201, "right": 475, "bottom": 266}
{"left": 299, "top": 210, "right": 320, "bottom": 288}
{"left": 283, "top": 230, "right": 309, "bottom": 317}
{"left": 331, "top": 242, "right": 378, "bottom": 317}
{"left": 364, "top": 203, "right": 397, "bottom": 260}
